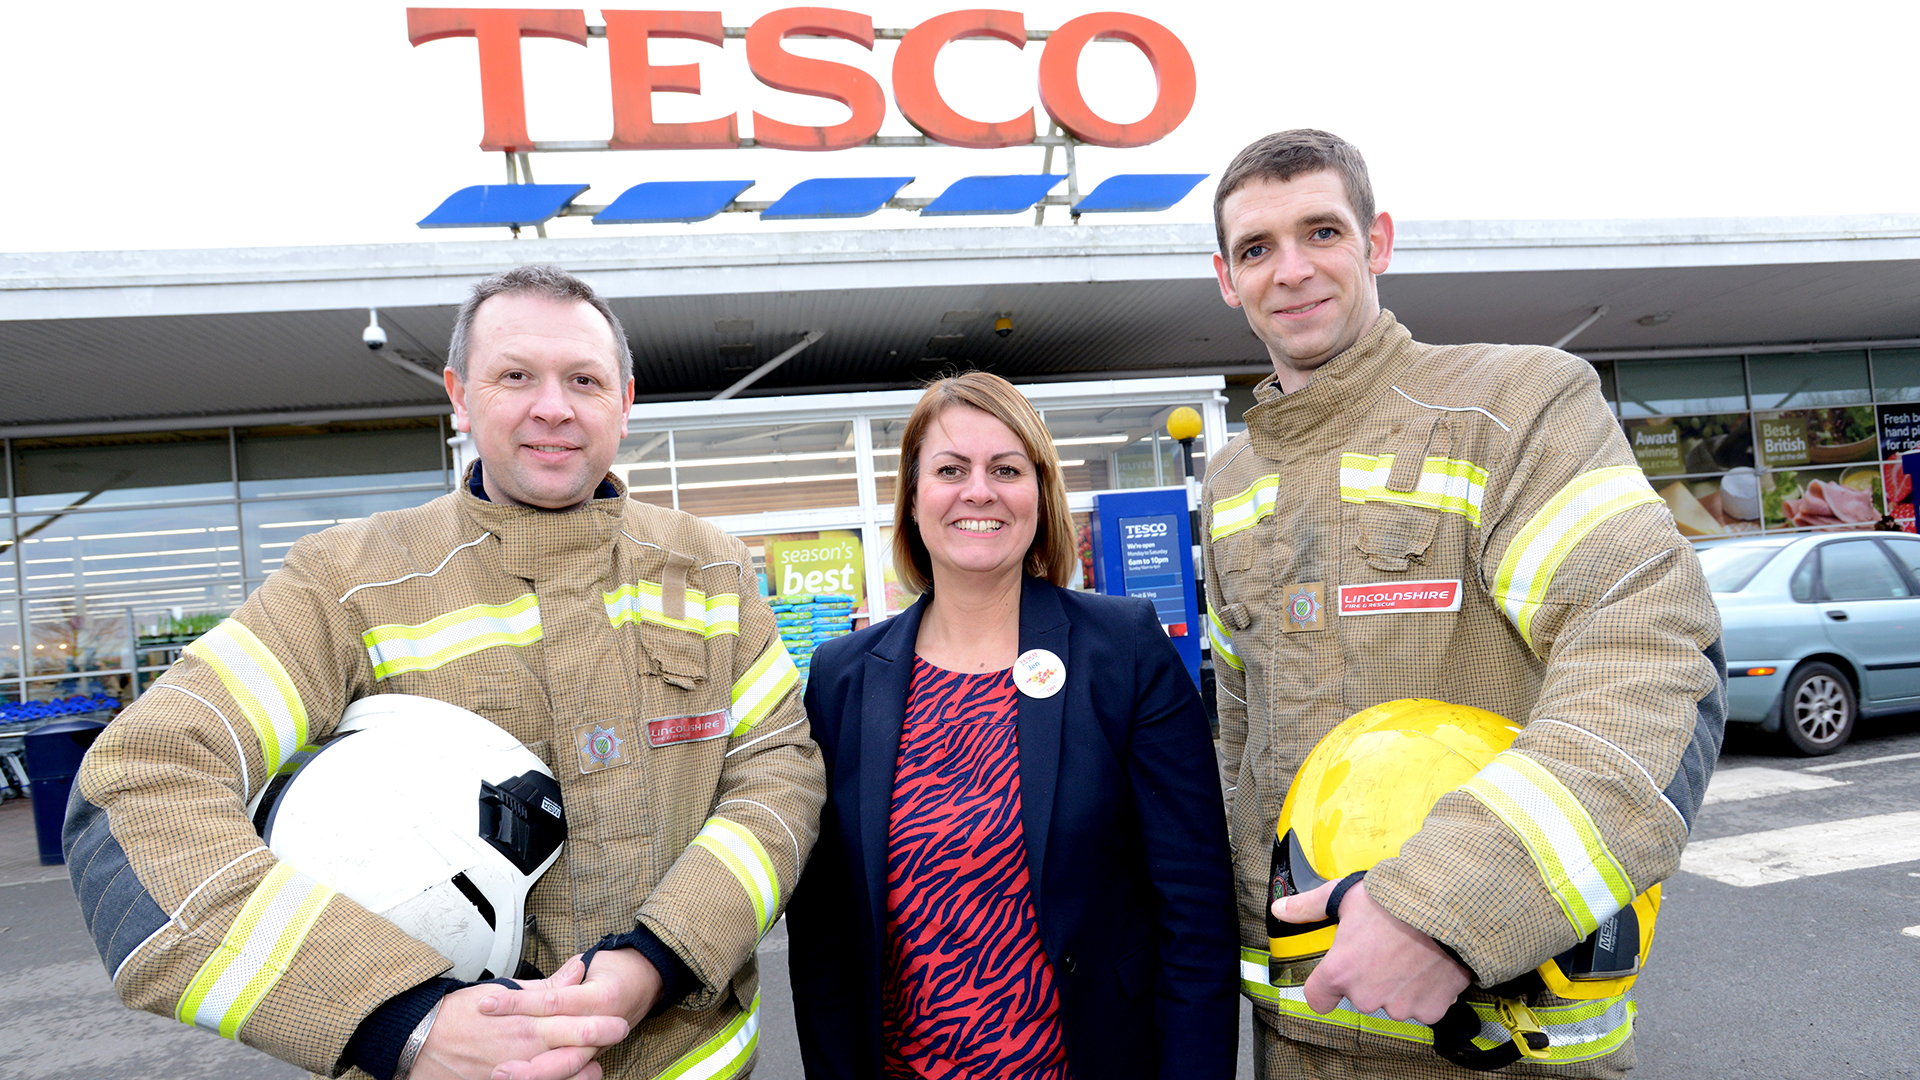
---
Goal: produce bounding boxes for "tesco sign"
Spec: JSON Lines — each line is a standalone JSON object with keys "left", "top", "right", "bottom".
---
{"left": 407, "top": 8, "right": 1197, "bottom": 153}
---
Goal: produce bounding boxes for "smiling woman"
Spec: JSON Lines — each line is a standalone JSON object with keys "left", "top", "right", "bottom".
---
{"left": 787, "top": 371, "right": 1239, "bottom": 1080}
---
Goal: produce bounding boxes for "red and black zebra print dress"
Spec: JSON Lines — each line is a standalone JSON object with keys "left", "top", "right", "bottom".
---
{"left": 881, "top": 657, "right": 1072, "bottom": 1080}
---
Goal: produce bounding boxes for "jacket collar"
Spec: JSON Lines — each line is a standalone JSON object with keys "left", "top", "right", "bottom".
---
{"left": 1244, "top": 309, "right": 1418, "bottom": 458}
{"left": 455, "top": 461, "right": 628, "bottom": 580}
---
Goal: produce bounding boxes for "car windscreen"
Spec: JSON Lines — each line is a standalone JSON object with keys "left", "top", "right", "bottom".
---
{"left": 1696, "top": 544, "right": 1785, "bottom": 593}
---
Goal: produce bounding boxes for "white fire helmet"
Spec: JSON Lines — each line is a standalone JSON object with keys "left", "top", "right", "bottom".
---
{"left": 246, "top": 694, "right": 566, "bottom": 981}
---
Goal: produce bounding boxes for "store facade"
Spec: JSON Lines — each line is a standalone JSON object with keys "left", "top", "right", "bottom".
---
{"left": 1595, "top": 346, "right": 1920, "bottom": 537}
{"left": 5, "top": 214, "right": 1920, "bottom": 710}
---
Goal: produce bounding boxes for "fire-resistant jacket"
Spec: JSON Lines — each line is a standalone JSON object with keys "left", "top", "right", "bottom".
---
{"left": 64, "top": 473, "right": 825, "bottom": 1080}
{"left": 1203, "top": 312, "right": 1725, "bottom": 1076}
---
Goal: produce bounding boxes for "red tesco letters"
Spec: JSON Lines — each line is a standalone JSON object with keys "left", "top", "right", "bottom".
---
{"left": 406, "top": 7, "right": 1194, "bottom": 153}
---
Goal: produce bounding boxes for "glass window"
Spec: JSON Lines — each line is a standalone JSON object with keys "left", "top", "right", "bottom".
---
{"left": 0, "top": 598, "right": 19, "bottom": 680}
{"left": 132, "top": 583, "right": 247, "bottom": 689}
{"left": 1874, "top": 348, "right": 1920, "bottom": 402}
{"left": 1790, "top": 555, "right": 1815, "bottom": 602}
{"left": 1881, "top": 537, "right": 1920, "bottom": 581}
{"left": 0, "top": 519, "right": 14, "bottom": 595}
{"left": 611, "top": 429, "right": 675, "bottom": 509}
{"left": 872, "top": 418, "right": 905, "bottom": 509}
{"left": 18, "top": 504, "right": 242, "bottom": 606}
{"left": 237, "top": 418, "right": 447, "bottom": 498}
{"left": 876, "top": 523, "right": 917, "bottom": 615}
{"left": 13, "top": 430, "right": 233, "bottom": 512}
{"left": 1749, "top": 351, "right": 1871, "bottom": 409}
{"left": 1590, "top": 360, "right": 1618, "bottom": 407}
{"left": 241, "top": 490, "right": 447, "bottom": 579}
{"left": 25, "top": 672, "right": 131, "bottom": 710}
{"left": 1695, "top": 542, "right": 1788, "bottom": 592}
{"left": 1041, "top": 404, "right": 1203, "bottom": 493}
{"left": 1819, "top": 540, "right": 1909, "bottom": 600}
{"left": 1615, "top": 358, "right": 1745, "bottom": 418}
{"left": 671, "top": 422, "right": 860, "bottom": 519}
{"left": 1070, "top": 511, "right": 1097, "bottom": 592}
{"left": 26, "top": 591, "right": 134, "bottom": 676}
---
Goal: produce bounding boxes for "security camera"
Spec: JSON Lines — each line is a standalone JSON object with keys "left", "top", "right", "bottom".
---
{"left": 363, "top": 309, "right": 387, "bottom": 351}
{"left": 993, "top": 316, "right": 1013, "bottom": 338}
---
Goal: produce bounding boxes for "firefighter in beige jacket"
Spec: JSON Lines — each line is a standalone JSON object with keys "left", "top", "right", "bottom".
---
{"left": 65, "top": 266, "right": 824, "bottom": 1080}
{"left": 1204, "top": 132, "right": 1724, "bottom": 1078}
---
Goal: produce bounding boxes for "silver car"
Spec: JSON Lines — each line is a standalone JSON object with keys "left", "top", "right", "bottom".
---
{"left": 1696, "top": 532, "right": 1920, "bottom": 754}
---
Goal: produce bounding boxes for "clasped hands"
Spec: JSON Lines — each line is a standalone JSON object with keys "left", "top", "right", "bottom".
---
{"left": 412, "top": 948, "right": 662, "bottom": 1080}
{"left": 1271, "top": 878, "right": 1470, "bottom": 1025}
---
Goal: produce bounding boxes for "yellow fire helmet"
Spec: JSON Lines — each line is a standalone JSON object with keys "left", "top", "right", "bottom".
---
{"left": 1267, "top": 699, "right": 1660, "bottom": 1066}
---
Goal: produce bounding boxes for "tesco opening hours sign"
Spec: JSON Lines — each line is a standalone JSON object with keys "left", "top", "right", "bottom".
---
{"left": 408, "top": 7, "right": 1197, "bottom": 152}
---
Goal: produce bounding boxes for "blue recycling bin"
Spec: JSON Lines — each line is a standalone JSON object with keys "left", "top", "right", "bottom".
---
{"left": 24, "top": 718, "right": 106, "bottom": 865}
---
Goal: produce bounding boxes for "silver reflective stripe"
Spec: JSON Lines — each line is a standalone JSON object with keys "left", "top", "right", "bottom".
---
{"left": 175, "top": 862, "right": 333, "bottom": 1039}
{"left": 651, "top": 990, "right": 760, "bottom": 1080}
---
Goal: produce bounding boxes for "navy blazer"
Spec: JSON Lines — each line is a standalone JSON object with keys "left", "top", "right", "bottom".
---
{"left": 787, "top": 576, "right": 1237, "bottom": 1080}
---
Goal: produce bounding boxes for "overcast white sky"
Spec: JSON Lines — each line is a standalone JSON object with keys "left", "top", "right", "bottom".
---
{"left": 5, "top": 1, "right": 1916, "bottom": 254}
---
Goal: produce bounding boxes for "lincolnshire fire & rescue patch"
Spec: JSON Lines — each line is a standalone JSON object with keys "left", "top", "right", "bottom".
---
{"left": 1337, "top": 579, "right": 1464, "bottom": 615}
{"left": 575, "top": 720, "right": 627, "bottom": 774}
{"left": 645, "top": 709, "right": 730, "bottom": 748}
{"left": 1281, "top": 583, "right": 1325, "bottom": 633}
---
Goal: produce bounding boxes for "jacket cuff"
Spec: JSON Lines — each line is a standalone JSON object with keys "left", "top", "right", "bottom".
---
{"left": 594, "top": 924, "right": 697, "bottom": 1016}
{"left": 342, "top": 977, "right": 462, "bottom": 1080}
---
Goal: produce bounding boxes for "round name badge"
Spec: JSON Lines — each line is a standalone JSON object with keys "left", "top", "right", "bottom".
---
{"left": 1013, "top": 648, "right": 1066, "bottom": 699}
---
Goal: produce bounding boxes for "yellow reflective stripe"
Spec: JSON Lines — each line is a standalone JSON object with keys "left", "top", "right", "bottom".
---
{"left": 1237, "top": 946, "right": 1434, "bottom": 1043}
{"left": 1492, "top": 466, "right": 1660, "bottom": 650}
{"left": 185, "top": 620, "right": 308, "bottom": 775}
{"left": 1208, "top": 610, "right": 1243, "bottom": 671}
{"left": 652, "top": 991, "right": 760, "bottom": 1080}
{"left": 1238, "top": 946, "right": 1278, "bottom": 1002}
{"left": 604, "top": 581, "right": 742, "bottom": 638}
{"left": 691, "top": 819, "right": 778, "bottom": 936}
{"left": 1338, "top": 453, "right": 1487, "bottom": 525}
{"left": 729, "top": 642, "right": 798, "bottom": 736}
{"left": 362, "top": 595, "right": 542, "bottom": 680}
{"left": 1210, "top": 474, "right": 1280, "bottom": 541}
{"left": 1239, "top": 947, "right": 1633, "bottom": 1063}
{"left": 1461, "top": 751, "right": 1635, "bottom": 938}
{"left": 1454, "top": 995, "right": 1636, "bottom": 1063}
{"left": 175, "top": 862, "right": 333, "bottom": 1039}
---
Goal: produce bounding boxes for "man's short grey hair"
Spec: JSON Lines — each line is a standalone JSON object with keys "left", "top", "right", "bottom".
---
{"left": 446, "top": 264, "right": 633, "bottom": 385}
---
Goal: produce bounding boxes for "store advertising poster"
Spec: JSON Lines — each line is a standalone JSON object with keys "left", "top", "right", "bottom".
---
{"left": 1622, "top": 414, "right": 1761, "bottom": 539}
{"left": 1752, "top": 407, "right": 1883, "bottom": 532}
{"left": 763, "top": 531, "right": 866, "bottom": 607}
{"left": 1879, "top": 403, "right": 1919, "bottom": 531}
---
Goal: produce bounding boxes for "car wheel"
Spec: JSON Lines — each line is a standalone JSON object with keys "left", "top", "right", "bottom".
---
{"left": 1780, "top": 661, "right": 1856, "bottom": 756}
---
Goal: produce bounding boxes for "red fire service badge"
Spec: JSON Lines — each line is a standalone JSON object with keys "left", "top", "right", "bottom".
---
{"left": 1337, "top": 579, "right": 1464, "bottom": 616}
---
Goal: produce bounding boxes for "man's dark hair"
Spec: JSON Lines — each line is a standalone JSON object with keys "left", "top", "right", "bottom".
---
{"left": 1213, "top": 129, "right": 1376, "bottom": 258}
{"left": 446, "top": 264, "right": 633, "bottom": 385}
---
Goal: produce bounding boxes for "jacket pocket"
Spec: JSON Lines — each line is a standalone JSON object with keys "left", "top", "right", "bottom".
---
{"left": 1346, "top": 415, "right": 1472, "bottom": 572}
{"left": 1356, "top": 502, "right": 1442, "bottom": 573}
{"left": 1209, "top": 529, "right": 1268, "bottom": 626}
{"left": 640, "top": 623, "right": 713, "bottom": 694}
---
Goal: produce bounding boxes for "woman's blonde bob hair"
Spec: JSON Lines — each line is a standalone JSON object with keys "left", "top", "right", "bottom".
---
{"left": 891, "top": 372, "right": 1077, "bottom": 595}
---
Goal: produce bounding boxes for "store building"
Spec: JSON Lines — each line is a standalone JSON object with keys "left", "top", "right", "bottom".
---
{"left": 4, "top": 212, "right": 1920, "bottom": 708}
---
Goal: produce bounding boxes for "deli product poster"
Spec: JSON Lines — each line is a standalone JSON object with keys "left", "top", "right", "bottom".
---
{"left": 1879, "top": 403, "right": 1919, "bottom": 532}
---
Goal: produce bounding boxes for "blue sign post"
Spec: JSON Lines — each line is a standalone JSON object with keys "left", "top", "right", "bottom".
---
{"left": 1090, "top": 488, "right": 1200, "bottom": 687}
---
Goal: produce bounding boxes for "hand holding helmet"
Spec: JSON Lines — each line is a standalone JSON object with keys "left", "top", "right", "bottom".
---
{"left": 1270, "top": 875, "right": 1468, "bottom": 1024}
{"left": 1265, "top": 698, "right": 1662, "bottom": 1072}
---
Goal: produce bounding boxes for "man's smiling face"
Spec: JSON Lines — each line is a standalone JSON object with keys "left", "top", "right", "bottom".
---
{"left": 444, "top": 290, "right": 634, "bottom": 511}
{"left": 1213, "top": 169, "right": 1395, "bottom": 392}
